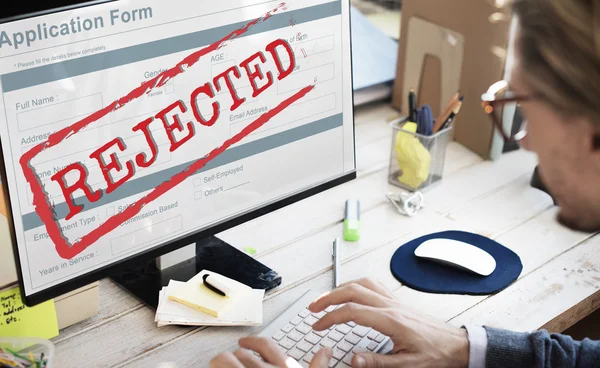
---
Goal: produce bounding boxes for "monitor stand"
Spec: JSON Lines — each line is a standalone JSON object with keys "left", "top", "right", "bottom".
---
{"left": 110, "top": 236, "right": 281, "bottom": 309}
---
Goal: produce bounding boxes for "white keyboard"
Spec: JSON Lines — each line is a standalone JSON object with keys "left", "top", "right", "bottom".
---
{"left": 258, "top": 290, "right": 392, "bottom": 367}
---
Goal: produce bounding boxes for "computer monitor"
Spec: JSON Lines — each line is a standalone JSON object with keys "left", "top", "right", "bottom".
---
{"left": 0, "top": 0, "right": 356, "bottom": 307}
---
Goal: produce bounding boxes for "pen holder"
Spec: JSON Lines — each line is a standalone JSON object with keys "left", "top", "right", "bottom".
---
{"left": 388, "top": 118, "right": 452, "bottom": 191}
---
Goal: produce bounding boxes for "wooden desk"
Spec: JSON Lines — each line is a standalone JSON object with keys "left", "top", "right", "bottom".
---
{"left": 51, "top": 102, "right": 600, "bottom": 367}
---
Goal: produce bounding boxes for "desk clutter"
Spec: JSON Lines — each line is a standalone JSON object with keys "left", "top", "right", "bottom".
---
{"left": 388, "top": 90, "right": 464, "bottom": 191}
{"left": 155, "top": 270, "right": 264, "bottom": 327}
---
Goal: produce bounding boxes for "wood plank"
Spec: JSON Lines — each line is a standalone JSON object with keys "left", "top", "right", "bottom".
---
{"left": 259, "top": 170, "right": 552, "bottom": 300}
{"left": 124, "top": 209, "right": 598, "bottom": 367}
{"left": 353, "top": 104, "right": 401, "bottom": 145}
{"left": 218, "top": 141, "right": 482, "bottom": 258}
{"left": 393, "top": 207, "right": 594, "bottom": 321}
{"left": 54, "top": 307, "right": 186, "bottom": 368}
{"left": 449, "top": 233, "right": 600, "bottom": 333}
{"left": 55, "top": 279, "right": 143, "bottom": 342}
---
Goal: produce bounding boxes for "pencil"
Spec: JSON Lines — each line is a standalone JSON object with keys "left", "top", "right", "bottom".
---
{"left": 433, "top": 92, "right": 460, "bottom": 133}
{"left": 440, "top": 100, "right": 463, "bottom": 131}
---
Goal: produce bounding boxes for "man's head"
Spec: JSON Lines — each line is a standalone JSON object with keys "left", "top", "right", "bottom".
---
{"left": 509, "top": 0, "right": 600, "bottom": 232}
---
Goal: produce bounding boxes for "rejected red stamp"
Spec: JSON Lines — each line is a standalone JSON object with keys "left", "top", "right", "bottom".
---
{"left": 19, "top": 3, "right": 314, "bottom": 259}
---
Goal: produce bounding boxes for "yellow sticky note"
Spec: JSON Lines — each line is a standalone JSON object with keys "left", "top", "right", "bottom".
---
{"left": 0, "top": 287, "right": 59, "bottom": 339}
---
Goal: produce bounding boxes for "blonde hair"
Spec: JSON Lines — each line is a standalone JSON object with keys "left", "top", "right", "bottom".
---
{"left": 511, "top": 0, "right": 600, "bottom": 120}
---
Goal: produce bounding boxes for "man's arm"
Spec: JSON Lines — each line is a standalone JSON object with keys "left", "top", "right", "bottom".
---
{"left": 466, "top": 325, "right": 600, "bottom": 368}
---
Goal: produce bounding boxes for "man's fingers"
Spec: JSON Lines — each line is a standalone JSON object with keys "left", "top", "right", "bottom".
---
{"left": 233, "top": 349, "right": 268, "bottom": 368}
{"left": 309, "top": 347, "right": 332, "bottom": 368}
{"left": 209, "top": 352, "right": 245, "bottom": 368}
{"left": 339, "top": 278, "right": 396, "bottom": 299}
{"left": 353, "top": 352, "right": 406, "bottom": 368}
{"left": 312, "top": 303, "right": 393, "bottom": 334}
{"left": 238, "top": 336, "right": 287, "bottom": 366}
{"left": 308, "top": 283, "right": 392, "bottom": 313}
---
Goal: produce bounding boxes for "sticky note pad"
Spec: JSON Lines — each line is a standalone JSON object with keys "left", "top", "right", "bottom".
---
{"left": 168, "top": 270, "right": 251, "bottom": 317}
{"left": 0, "top": 286, "right": 59, "bottom": 339}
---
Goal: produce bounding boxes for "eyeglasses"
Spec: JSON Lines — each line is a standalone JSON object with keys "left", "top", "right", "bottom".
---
{"left": 481, "top": 80, "right": 534, "bottom": 143}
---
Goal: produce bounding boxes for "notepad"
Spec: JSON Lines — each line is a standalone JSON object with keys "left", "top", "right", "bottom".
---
{"left": 167, "top": 270, "right": 252, "bottom": 317}
{"left": 155, "top": 280, "right": 264, "bottom": 327}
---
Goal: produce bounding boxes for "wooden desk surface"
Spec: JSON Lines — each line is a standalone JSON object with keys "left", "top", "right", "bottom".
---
{"left": 51, "top": 102, "right": 600, "bottom": 367}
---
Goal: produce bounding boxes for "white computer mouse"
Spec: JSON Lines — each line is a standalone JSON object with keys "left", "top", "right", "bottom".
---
{"left": 414, "top": 238, "right": 496, "bottom": 276}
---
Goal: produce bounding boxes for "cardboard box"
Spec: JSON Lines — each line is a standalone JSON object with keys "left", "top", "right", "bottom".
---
{"left": 392, "top": 0, "right": 512, "bottom": 159}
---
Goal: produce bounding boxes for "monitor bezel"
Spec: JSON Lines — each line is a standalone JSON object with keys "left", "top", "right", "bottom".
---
{"left": 1, "top": 0, "right": 357, "bottom": 306}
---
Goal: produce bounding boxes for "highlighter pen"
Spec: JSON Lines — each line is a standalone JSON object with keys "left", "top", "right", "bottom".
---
{"left": 203, "top": 274, "right": 228, "bottom": 297}
{"left": 343, "top": 200, "right": 360, "bottom": 242}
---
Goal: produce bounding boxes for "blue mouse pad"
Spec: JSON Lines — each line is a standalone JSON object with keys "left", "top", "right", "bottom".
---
{"left": 390, "top": 231, "right": 523, "bottom": 295}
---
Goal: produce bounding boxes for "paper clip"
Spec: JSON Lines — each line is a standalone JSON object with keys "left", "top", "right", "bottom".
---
{"left": 386, "top": 191, "right": 425, "bottom": 217}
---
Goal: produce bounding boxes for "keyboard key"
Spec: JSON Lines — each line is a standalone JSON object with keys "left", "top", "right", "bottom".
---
{"left": 335, "top": 324, "right": 352, "bottom": 335}
{"left": 312, "top": 345, "right": 322, "bottom": 354}
{"left": 352, "top": 326, "right": 371, "bottom": 337}
{"left": 297, "top": 340, "right": 314, "bottom": 352}
{"left": 346, "top": 321, "right": 357, "bottom": 327}
{"left": 367, "top": 330, "right": 379, "bottom": 340}
{"left": 282, "top": 324, "right": 294, "bottom": 333}
{"left": 288, "top": 348, "right": 305, "bottom": 360}
{"left": 300, "top": 361, "right": 310, "bottom": 368}
{"left": 320, "top": 338, "right": 336, "bottom": 348}
{"left": 336, "top": 362, "right": 351, "bottom": 368}
{"left": 299, "top": 309, "right": 311, "bottom": 318}
{"left": 332, "top": 348, "right": 346, "bottom": 360}
{"left": 328, "top": 359, "right": 338, "bottom": 368}
{"left": 336, "top": 341, "right": 353, "bottom": 352}
{"left": 352, "top": 346, "right": 368, "bottom": 354}
{"left": 296, "top": 323, "right": 312, "bottom": 334}
{"left": 277, "top": 344, "right": 288, "bottom": 354}
{"left": 303, "top": 352, "right": 315, "bottom": 363}
{"left": 325, "top": 305, "right": 338, "bottom": 313}
{"left": 305, "top": 333, "right": 321, "bottom": 345}
{"left": 291, "top": 316, "right": 303, "bottom": 325}
{"left": 328, "top": 330, "right": 344, "bottom": 342}
{"left": 273, "top": 331, "right": 286, "bottom": 341}
{"left": 343, "top": 353, "right": 354, "bottom": 365}
{"left": 367, "top": 341, "right": 379, "bottom": 351}
{"left": 345, "top": 334, "right": 361, "bottom": 345}
{"left": 279, "top": 337, "right": 295, "bottom": 350}
{"left": 314, "top": 329, "right": 329, "bottom": 337}
{"left": 288, "top": 330, "right": 304, "bottom": 342}
{"left": 304, "top": 316, "right": 319, "bottom": 326}
{"left": 375, "top": 334, "right": 385, "bottom": 343}
{"left": 312, "top": 311, "right": 327, "bottom": 319}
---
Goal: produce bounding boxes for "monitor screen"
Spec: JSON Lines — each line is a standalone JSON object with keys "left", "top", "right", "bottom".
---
{"left": 0, "top": 0, "right": 355, "bottom": 305}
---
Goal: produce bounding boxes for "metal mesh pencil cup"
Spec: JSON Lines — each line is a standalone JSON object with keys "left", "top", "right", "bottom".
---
{"left": 388, "top": 118, "right": 452, "bottom": 191}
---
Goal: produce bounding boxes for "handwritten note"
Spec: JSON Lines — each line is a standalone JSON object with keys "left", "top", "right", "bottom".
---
{"left": 0, "top": 287, "right": 58, "bottom": 339}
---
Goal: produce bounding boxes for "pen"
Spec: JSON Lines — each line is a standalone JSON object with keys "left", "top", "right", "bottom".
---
{"left": 433, "top": 92, "right": 460, "bottom": 133}
{"left": 332, "top": 237, "right": 341, "bottom": 288}
{"left": 408, "top": 89, "right": 417, "bottom": 122}
{"left": 440, "top": 97, "right": 464, "bottom": 131}
{"left": 203, "top": 274, "right": 226, "bottom": 296}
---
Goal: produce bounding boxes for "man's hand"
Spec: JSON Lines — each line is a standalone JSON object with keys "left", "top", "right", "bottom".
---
{"left": 308, "top": 278, "right": 470, "bottom": 368}
{"left": 209, "top": 336, "right": 332, "bottom": 367}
